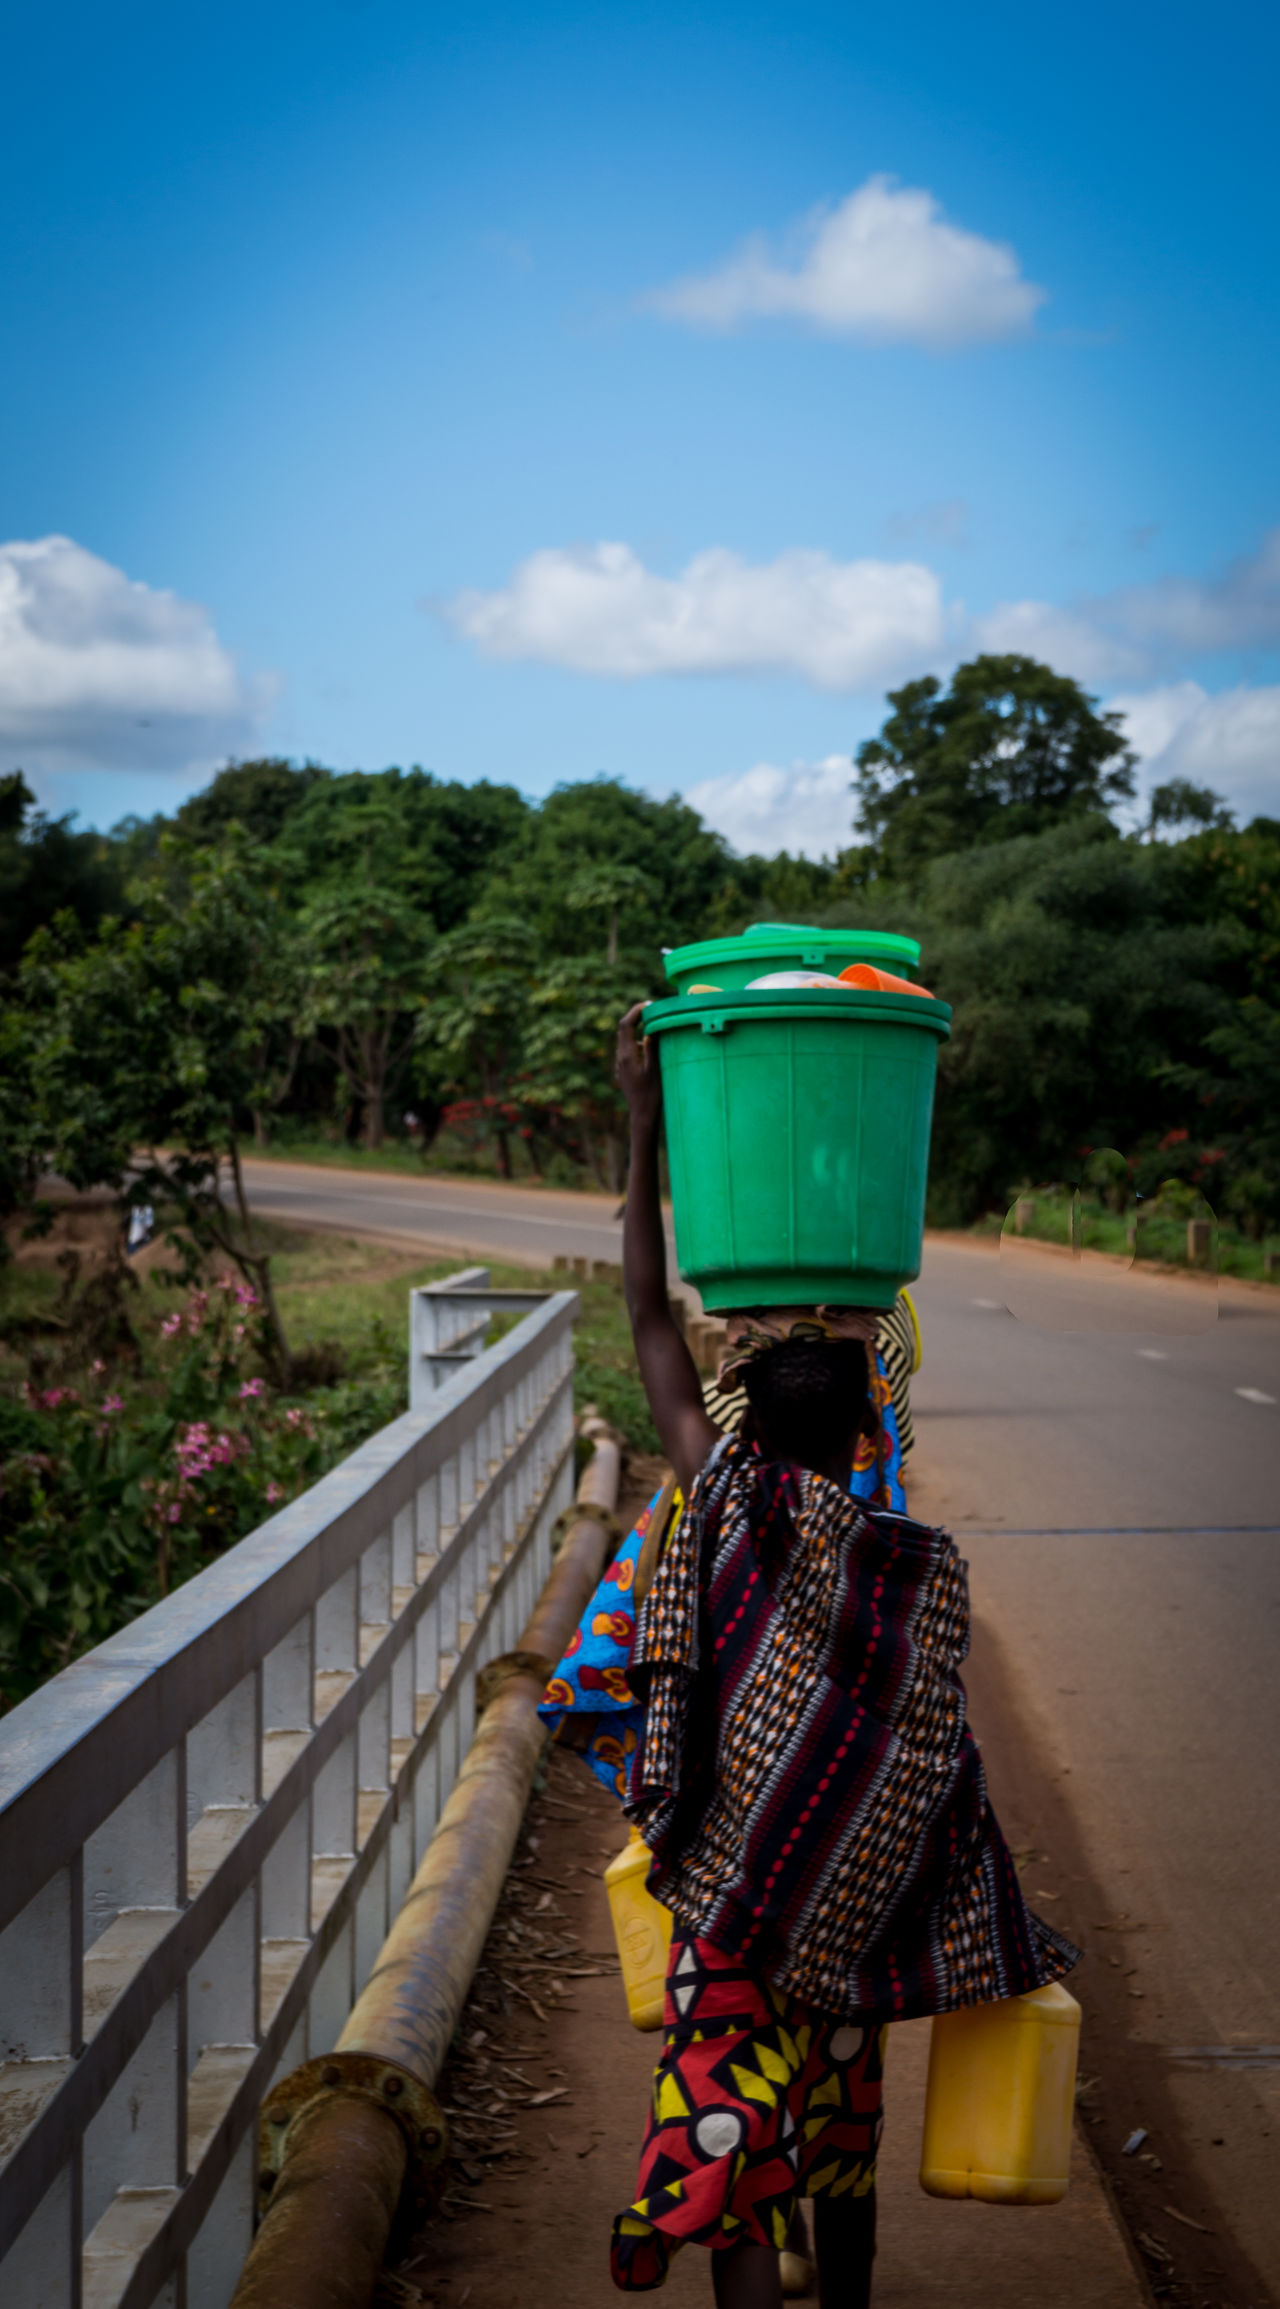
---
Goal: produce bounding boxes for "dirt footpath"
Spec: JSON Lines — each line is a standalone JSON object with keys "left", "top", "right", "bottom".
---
{"left": 387, "top": 1747, "right": 1146, "bottom": 2309}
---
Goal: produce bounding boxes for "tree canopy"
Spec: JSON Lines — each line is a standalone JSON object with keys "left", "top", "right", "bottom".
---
{"left": 2, "top": 663, "right": 1276, "bottom": 1244}
{"left": 0, "top": 774, "right": 128, "bottom": 974}
{"left": 853, "top": 654, "right": 1137, "bottom": 876}
{"left": 21, "top": 837, "right": 297, "bottom": 1373}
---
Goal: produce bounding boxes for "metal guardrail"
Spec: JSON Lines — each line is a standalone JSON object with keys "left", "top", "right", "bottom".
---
{"left": 230, "top": 1417, "right": 623, "bottom": 2309}
{"left": 0, "top": 1272, "right": 576, "bottom": 2309}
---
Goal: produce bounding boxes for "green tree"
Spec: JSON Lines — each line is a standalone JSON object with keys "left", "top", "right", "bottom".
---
{"left": 0, "top": 773, "right": 129, "bottom": 974}
{"left": 520, "top": 957, "right": 650, "bottom": 1191}
{"left": 565, "top": 863, "right": 656, "bottom": 965}
{"left": 275, "top": 766, "right": 529, "bottom": 929}
{"left": 0, "top": 1003, "right": 41, "bottom": 1249}
{"left": 173, "top": 757, "right": 330, "bottom": 847}
{"left": 1150, "top": 816, "right": 1280, "bottom": 1231}
{"left": 1167, "top": 816, "right": 1280, "bottom": 998}
{"left": 853, "top": 655, "right": 1137, "bottom": 878}
{"left": 297, "top": 886, "right": 434, "bottom": 1148}
{"left": 1143, "top": 777, "right": 1233, "bottom": 841}
{"left": 22, "top": 838, "right": 297, "bottom": 1376}
{"left": 1157, "top": 998, "right": 1280, "bottom": 1234}
{"left": 415, "top": 918, "right": 537, "bottom": 1176}
{"left": 493, "top": 779, "right": 741, "bottom": 960}
{"left": 894, "top": 819, "right": 1238, "bottom": 1220}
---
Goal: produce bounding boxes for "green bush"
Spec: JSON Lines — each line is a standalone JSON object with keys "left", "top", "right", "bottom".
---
{"left": 0, "top": 1274, "right": 403, "bottom": 1709}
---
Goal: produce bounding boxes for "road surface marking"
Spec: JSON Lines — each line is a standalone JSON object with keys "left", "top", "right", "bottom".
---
{"left": 1168, "top": 2045, "right": 1280, "bottom": 2069}
{"left": 1235, "top": 1387, "right": 1276, "bottom": 1405}
{"left": 971, "top": 1297, "right": 1001, "bottom": 1309}
{"left": 1136, "top": 1348, "right": 1169, "bottom": 1360}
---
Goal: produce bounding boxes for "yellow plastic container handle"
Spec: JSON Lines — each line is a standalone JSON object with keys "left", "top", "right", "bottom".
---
{"left": 604, "top": 1826, "right": 674, "bottom": 2032}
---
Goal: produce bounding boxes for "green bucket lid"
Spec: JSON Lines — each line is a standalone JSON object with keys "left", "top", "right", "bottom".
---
{"left": 663, "top": 921, "right": 921, "bottom": 993}
{"left": 645, "top": 984, "right": 951, "bottom": 1039}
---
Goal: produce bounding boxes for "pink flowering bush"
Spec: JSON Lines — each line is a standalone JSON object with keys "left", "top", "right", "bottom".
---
{"left": 0, "top": 1274, "right": 404, "bottom": 1707}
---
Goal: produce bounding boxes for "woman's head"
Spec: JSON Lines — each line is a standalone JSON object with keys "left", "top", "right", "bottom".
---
{"left": 741, "top": 1337, "right": 875, "bottom": 1474}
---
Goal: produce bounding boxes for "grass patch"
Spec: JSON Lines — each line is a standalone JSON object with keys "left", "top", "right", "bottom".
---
{"left": 981, "top": 1188, "right": 1277, "bottom": 1283}
{"left": 265, "top": 1227, "right": 658, "bottom": 1450}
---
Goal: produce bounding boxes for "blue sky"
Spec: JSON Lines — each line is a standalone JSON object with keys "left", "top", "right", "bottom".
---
{"left": 4, "top": 0, "right": 1278, "bottom": 852}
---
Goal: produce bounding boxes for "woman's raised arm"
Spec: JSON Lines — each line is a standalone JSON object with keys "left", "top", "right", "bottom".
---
{"left": 616, "top": 1004, "right": 720, "bottom": 1497}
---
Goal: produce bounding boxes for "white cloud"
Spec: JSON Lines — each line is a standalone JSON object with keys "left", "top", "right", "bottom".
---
{"left": 972, "top": 597, "right": 1150, "bottom": 684}
{"left": 644, "top": 176, "right": 1045, "bottom": 349}
{"left": 1111, "top": 528, "right": 1280, "bottom": 655}
{"left": 446, "top": 541, "right": 947, "bottom": 691}
{"left": 0, "top": 535, "right": 270, "bottom": 773}
{"left": 446, "top": 525, "right": 1280, "bottom": 842}
{"left": 685, "top": 687, "right": 1280, "bottom": 862}
{"left": 1109, "top": 681, "right": 1280, "bottom": 824}
{"left": 686, "top": 755, "right": 856, "bottom": 859}
{"left": 980, "top": 527, "right": 1280, "bottom": 687}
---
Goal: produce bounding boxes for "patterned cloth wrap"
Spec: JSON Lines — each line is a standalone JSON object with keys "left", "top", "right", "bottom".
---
{"left": 627, "top": 1433, "right": 1079, "bottom": 2024}
{"left": 610, "top": 1936, "right": 885, "bottom": 2291}
{"left": 537, "top": 1342, "right": 908, "bottom": 1799}
{"left": 714, "top": 1302, "right": 882, "bottom": 1391}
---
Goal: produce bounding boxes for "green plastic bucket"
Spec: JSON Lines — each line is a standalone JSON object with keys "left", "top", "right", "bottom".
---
{"left": 645, "top": 985, "right": 951, "bottom": 1310}
{"left": 663, "top": 920, "right": 921, "bottom": 996}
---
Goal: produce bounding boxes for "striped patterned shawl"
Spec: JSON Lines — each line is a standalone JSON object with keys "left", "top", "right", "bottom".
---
{"left": 625, "top": 1434, "right": 1078, "bottom": 2024}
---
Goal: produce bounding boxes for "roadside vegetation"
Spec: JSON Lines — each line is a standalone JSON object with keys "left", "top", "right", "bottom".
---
{"left": 3, "top": 651, "right": 1274, "bottom": 1276}
{"left": 1, "top": 649, "right": 1276, "bottom": 1697}
{"left": 0, "top": 1208, "right": 650, "bottom": 1710}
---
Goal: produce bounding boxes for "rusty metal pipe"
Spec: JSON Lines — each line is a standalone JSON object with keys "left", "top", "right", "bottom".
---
{"left": 244, "top": 2092, "right": 407, "bottom": 2309}
{"left": 339, "top": 1420, "right": 622, "bottom": 2088}
{"left": 230, "top": 1419, "right": 622, "bottom": 2309}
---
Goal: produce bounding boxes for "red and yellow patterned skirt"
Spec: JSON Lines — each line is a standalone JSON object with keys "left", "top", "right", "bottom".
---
{"left": 611, "top": 1935, "right": 885, "bottom": 2292}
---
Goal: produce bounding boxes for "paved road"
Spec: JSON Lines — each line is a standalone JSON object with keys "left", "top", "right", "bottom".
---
{"left": 903, "top": 1237, "right": 1280, "bottom": 2302}
{"left": 243, "top": 1158, "right": 1280, "bottom": 2295}
{"left": 240, "top": 1157, "right": 643, "bottom": 1269}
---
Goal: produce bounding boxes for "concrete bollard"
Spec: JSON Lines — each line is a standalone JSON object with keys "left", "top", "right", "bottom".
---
{"left": 1187, "top": 1217, "right": 1213, "bottom": 1266}
{"left": 1014, "top": 1198, "right": 1036, "bottom": 1236}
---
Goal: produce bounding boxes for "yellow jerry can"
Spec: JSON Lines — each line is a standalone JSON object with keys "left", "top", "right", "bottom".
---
{"left": 920, "top": 1982, "right": 1082, "bottom": 2204}
{"left": 605, "top": 1826, "right": 674, "bottom": 2031}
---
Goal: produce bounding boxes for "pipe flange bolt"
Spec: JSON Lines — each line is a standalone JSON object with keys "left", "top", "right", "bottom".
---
{"left": 550, "top": 1502, "right": 624, "bottom": 1556}
{"left": 475, "top": 1648, "right": 555, "bottom": 1713}
{"left": 258, "top": 2051, "right": 448, "bottom": 2215}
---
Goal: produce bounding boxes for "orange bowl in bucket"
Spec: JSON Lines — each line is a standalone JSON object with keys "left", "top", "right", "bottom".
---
{"left": 838, "top": 963, "right": 934, "bottom": 998}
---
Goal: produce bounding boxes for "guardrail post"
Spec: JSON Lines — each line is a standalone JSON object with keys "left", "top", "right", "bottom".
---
{"left": 409, "top": 1268, "right": 491, "bottom": 1409}
{"left": 0, "top": 1867, "right": 78, "bottom": 2306}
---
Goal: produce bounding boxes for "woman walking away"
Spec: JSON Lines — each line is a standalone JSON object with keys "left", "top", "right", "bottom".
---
{"left": 609, "top": 1005, "right": 1077, "bottom": 2307}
